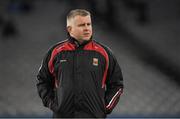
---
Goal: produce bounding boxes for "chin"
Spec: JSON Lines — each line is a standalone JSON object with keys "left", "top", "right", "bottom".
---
{"left": 84, "top": 38, "right": 90, "bottom": 41}
{"left": 83, "top": 37, "right": 91, "bottom": 40}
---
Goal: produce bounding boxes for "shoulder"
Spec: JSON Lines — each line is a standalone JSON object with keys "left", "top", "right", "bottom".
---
{"left": 44, "top": 39, "right": 70, "bottom": 58}
{"left": 43, "top": 39, "right": 69, "bottom": 61}
{"left": 93, "top": 40, "right": 114, "bottom": 57}
{"left": 48, "top": 39, "right": 69, "bottom": 53}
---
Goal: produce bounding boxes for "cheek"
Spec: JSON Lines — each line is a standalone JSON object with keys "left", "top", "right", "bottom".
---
{"left": 89, "top": 29, "right": 93, "bottom": 35}
{"left": 71, "top": 28, "right": 83, "bottom": 37}
{"left": 89, "top": 27, "right": 92, "bottom": 32}
{"left": 75, "top": 28, "right": 83, "bottom": 34}
{"left": 71, "top": 28, "right": 77, "bottom": 34}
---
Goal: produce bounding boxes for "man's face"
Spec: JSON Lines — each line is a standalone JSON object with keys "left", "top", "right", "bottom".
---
{"left": 68, "top": 15, "right": 92, "bottom": 42}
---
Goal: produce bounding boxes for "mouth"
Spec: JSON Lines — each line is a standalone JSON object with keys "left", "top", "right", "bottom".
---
{"left": 83, "top": 33, "right": 90, "bottom": 36}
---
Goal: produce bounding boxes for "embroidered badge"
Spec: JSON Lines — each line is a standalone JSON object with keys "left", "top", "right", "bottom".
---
{"left": 93, "top": 58, "right": 98, "bottom": 66}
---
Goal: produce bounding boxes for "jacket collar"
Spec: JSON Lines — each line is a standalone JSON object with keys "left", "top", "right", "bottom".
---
{"left": 68, "top": 35, "right": 92, "bottom": 48}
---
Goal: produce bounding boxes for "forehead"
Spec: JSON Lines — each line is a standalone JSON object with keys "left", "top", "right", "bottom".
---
{"left": 73, "top": 15, "right": 91, "bottom": 24}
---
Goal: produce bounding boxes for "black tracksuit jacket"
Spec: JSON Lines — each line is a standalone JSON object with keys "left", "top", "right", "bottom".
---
{"left": 36, "top": 36, "right": 124, "bottom": 118}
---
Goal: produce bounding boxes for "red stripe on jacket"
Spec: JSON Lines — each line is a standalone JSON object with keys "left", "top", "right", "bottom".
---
{"left": 48, "top": 41, "right": 75, "bottom": 75}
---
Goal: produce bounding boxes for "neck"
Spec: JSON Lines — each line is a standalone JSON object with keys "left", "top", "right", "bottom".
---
{"left": 68, "top": 35, "right": 92, "bottom": 46}
{"left": 68, "top": 34, "right": 92, "bottom": 43}
{"left": 76, "top": 39, "right": 88, "bottom": 44}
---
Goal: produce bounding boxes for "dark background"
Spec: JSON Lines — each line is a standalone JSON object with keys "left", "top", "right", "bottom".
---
{"left": 0, "top": 0, "right": 180, "bottom": 117}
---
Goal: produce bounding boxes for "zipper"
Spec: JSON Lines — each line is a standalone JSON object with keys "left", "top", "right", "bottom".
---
{"left": 73, "top": 48, "right": 81, "bottom": 113}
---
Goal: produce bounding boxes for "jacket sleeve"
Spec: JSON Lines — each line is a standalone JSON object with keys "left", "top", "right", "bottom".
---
{"left": 104, "top": 49, "right": 124, "bottom": 114}
{"left": 36, "top": 49, "right": 55, "bottom": 108}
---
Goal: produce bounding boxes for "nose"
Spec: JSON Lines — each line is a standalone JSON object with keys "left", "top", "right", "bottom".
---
{"left": 85, "top": 24, "right": 89, "bottom": 29}
{"left": 84, "top": 24, "right": 90, "bottom": 31}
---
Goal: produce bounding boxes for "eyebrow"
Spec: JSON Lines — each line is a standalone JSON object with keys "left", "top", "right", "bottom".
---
{"left": 78, "top": 22, "right": 91, "bottom": 26}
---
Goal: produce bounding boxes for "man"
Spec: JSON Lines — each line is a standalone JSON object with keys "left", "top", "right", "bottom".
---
{"left": 36, "top": 9, "right": 123, "bottom": 118}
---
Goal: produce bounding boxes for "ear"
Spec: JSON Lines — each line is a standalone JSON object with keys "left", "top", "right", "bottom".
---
{"left": 67, "top": 26, "right": 72, "bottom": 33}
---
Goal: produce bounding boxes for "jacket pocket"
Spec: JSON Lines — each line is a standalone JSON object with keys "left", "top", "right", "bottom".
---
{"left": 90, "top": 71, "right": 106, "bottom": 114}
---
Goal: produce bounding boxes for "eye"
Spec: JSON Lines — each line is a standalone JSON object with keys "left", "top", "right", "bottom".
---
{"left": 78, "top": 24, "right": 85, "bottom": 27}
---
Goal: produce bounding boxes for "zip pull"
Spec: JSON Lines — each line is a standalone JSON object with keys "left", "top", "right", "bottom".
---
{"left": 74, "top": 40, "right": 80, "bottom": 48}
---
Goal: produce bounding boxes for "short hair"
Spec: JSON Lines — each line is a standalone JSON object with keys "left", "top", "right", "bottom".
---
{"left": 66, "top": 9, "right": 91, "bottom": 27}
